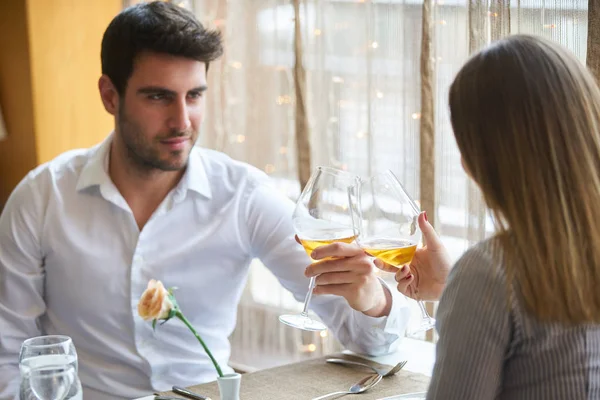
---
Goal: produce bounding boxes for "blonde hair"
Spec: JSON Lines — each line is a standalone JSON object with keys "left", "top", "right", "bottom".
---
{"left": 449, "top": 35, "right": 600, "bottom": 324}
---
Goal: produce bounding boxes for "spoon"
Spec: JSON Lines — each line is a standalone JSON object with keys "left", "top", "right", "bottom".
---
{"left": 311, "top": 373, "right": 382, "bottom": 400}
{"left": 326, "top": 358, "right": 407, "bottom": 377}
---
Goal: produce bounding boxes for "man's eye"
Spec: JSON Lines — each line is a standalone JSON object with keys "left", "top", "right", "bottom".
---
{"left": 148, "top": 94, "right": 166, "bottom": 100}
{"left": 188, "top": 92, "right": 203, "bottom": 99}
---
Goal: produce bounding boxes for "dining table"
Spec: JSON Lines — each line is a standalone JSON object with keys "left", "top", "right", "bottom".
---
{"left": 134, "top": 337, "right": 434, "bottom": 400}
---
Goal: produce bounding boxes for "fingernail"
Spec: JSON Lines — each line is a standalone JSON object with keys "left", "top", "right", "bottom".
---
{"left": 424, "top": 211, "right": 428, "bottom": 222}
{"left": 400, "top": 265, "right": 408, "bottom": 273}
{"left": 406, "top": 273, "right": 413, "bottom": 280}
{"left": 311, "top": 251, "right": 318, "bottom": 259}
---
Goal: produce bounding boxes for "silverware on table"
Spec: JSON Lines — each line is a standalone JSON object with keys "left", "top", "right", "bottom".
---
{"left": 376, "top": 392, "right": 428, "bottom": 399}
{"left": 326, "top": 358, "right": 408, "bottom": 377}
{"left": 171, "top": 386, "right": 212, "bottom": 400}
{"left": 311, "top": 373, "right": 383, "bottom": 400}
{"left": 154, "top": 397, "right": 187, "bottom": 400}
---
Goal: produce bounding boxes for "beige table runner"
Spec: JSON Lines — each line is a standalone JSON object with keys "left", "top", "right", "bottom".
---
{"left": 159, "top": 353, "right": 430, "bottom": 399}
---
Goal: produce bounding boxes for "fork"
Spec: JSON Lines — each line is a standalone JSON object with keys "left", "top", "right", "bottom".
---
{"left": 326, "top": 358, "right": 408, "bottom": 377}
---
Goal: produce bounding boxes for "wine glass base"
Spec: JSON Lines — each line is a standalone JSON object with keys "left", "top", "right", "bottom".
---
{"left": 279, "top": 314, "right": 327, "bottom": 332}
{"left": 407, "top": 317, "right": 436, "bottom": 337}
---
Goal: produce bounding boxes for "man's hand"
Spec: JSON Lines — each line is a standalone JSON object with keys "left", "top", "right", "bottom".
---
{"left": 301, "top": 239, "right": 392, "bottom": 318}
{"left": 384, "top": 212, "right": 451, "bottom": 301}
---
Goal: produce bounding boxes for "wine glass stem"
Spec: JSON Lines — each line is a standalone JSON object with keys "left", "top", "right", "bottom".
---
{"left": 301, "top": 276, "right": 317, "bottom": 316}
{"left": 418, "top": 300, "right": 432, "bottom": 319}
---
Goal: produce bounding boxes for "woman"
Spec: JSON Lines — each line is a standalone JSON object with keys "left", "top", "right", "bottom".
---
{"left": 414, "top": 35, "right": 600, "bottom": 399}
{"left": 314, "top": 35, "right": 600, "bottom": 399}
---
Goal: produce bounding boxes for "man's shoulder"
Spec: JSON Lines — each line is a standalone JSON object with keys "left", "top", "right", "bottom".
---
{"left": 3, "top": 146, "right": 98, "bottom": 215}
{"left": 24, "top": 147, "right": 95, "bottom": 187}
{"left": 194, "top": 147, "right": 271, "bottom": 187}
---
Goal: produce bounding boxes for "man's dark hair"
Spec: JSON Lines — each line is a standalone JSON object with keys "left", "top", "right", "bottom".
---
{"left": 101, "top": 1, "right": 223, "bottom": 96}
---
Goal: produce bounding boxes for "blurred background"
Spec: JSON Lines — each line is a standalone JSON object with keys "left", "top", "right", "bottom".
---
{"left": 0, "top": 0, "right": 595, "bottom": 372}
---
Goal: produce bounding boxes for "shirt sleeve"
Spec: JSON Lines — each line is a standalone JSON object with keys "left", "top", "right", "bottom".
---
{"left": 240, "top": 179, "right": 410, "bottom": 356}
{"left": 426, "top": 243, "right": 511, "bottom": 400}
{"left": 0, "top": 173, "right": 46, "bottom": 400}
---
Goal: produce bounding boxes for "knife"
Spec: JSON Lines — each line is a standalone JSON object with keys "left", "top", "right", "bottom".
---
{"left": 172, "top": 386, "right": 212, "bottom": 400}
{"left": 154, "top": 397, "right": 187, "bottom": 400}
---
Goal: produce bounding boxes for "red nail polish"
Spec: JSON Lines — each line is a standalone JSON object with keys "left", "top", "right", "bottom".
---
{"left": 424, "top": 211, "right": 428, "bottom": 222}
{"left": 407, "top": 273, "right": 413, "bottom": 280}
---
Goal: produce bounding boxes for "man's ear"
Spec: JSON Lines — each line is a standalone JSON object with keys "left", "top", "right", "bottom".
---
{"left": 98, "top": 75, "right": 119, "bottom": 116}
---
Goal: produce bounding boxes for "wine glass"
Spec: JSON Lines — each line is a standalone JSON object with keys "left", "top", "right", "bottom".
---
{"left": 279, "top": 166, "right": 359, "bottom": 331}
{"left": 29, "top": 365, "right": 76, "bottom": 400}
{"left": 348, "top": 170, "right": 435, "bottom": 334}
{"left": 19, "top": 336, "right": 82, "bottom": 400}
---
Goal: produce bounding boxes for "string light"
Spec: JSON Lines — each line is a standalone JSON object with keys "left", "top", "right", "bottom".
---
{"left": 314, "top": 28, "right": 322, "bottom": 36}
{"left": 265, "top": 164, "right": 276, "bottom": 174}
{"left": 543, "top": 24, "right": 556, "bottom": 29}
{"left": 376, "top": 91, "right": 384, "bottom": 99}
{"left": 229, "top": 61, "right": 243, "bottom": 69}
{"left": 371, "top": 41, "right": 379, "bottom": 49}
{"left": 341, "top": 164, "right": 348, "bottom": 171}
{"left": 279, "top": 146, "right": 288, "bottom": 154}
{"left": 488, "top": 11, "right": 498, "bottom": 17}
{"left": 438, "top": 20, "right": 447, "bottom": 25}
{"left": 236, "top": 135, "right": 245, "bottom": 143}
{"left": 320, "top": 330, "right": 328, "bottom": 338}
{"left": 332, "top": 76, "right": 344, "bottom": 83}
{"left": 356, "top": 131, "right": 366, "bottom": 139}
{"left": 276, "top": 95, "right": 292, "bottom": 105}
{"left": 412, "top": 113, "right": 421, "bottom": 119}
{"left": 306, "top": 344, "right": 317, "bottom": 352}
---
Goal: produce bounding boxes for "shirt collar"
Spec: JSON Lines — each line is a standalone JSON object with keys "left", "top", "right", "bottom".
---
{"left": 176, "top": 146, "right": 212, "bottom": 199}
{"left": 75, "top": 135, "right": 113, "bottom": 192}
{"left": 76, "top": 133, "right": 212, "bottom": 199}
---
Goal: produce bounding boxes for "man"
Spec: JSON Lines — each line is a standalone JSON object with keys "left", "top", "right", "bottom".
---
{"left": 0, "top": 2, "right": 410, "bottom": 399}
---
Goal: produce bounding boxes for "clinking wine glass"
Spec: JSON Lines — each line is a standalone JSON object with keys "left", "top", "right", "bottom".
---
{"left": 348, "top": 170, "right": 435, "bottom": 335}
{"left": 279, "top": 166, "right": 359, "bottom": 331}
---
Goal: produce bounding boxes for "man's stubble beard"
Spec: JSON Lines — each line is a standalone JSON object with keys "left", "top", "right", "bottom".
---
{"left": 117, "top": 102, "right": 198, "bottom": 172}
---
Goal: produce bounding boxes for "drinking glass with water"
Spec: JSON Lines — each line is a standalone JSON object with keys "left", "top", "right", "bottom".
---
{"left": 19, "top": 336, "right": 82, "bottom": 400}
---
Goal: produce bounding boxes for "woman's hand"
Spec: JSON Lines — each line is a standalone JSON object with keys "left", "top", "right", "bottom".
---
{"left": 377, "top": 212, "right": 451, "bottom": 301}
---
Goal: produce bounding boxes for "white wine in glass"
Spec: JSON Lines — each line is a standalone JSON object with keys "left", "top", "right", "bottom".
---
{"left": 349, "top": 170, "right": 435, "bottom": 335}
{"left": 279, "top": 166, "right": 359, "bottom": 331}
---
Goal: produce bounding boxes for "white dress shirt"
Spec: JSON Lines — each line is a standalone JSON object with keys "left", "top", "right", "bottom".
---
{"left": 0, "top": 135, "right": 410, "bottom": 400}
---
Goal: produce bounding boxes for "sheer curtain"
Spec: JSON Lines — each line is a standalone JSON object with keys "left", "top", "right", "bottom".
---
{"left": 125, "top": 0, "right": 590, "bottom": 368}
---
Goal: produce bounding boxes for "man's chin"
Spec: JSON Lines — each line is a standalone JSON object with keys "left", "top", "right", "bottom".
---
{"left": 156, "top": 160, "right": 188, "bottom": 171}
{"left": 155, "top": 150, "right": 191, "bottom": 171}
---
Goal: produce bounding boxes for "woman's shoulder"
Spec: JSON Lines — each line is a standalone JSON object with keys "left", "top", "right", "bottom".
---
{"left": 449, "top": 236, "right": 506, "bottom": 286}
{"left": 436, "top": 235, "right": 514, "bottom": 344}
